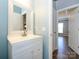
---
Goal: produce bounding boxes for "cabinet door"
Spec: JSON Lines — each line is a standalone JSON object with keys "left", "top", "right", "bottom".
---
{"left": 13, "top": 48, "right": 33, "bottom": 59}
{"left": 33, "top": 48, "right": 42, "bottom": 59}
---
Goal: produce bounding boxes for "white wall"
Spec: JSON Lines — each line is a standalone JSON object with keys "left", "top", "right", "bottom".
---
{"left": 26, "top": 11, "right": 34, "bottom": 34}
{"left": 13, "top": 13, "right": 23, "bottom": 31}
{"left": 69, "top": 13, "right": 79, "bottom": 55}
{"left": 34, "top": 0, "right": 49, "bottom": 35}
{"left": 8, "top": 0, "right": 13, "bottom": 33}
{"left": 34, "top": 0, "right": 53, "bottom": 59}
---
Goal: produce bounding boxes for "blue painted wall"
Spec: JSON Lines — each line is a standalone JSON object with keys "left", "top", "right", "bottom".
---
{"left": 14, "top": 5, "right": 22, "bottom": 14}
{"left": 0, "top": 0, "right": 8, "bottom": 59}
{"left": 56, "top": 0, "right": 79, "bottom": 9}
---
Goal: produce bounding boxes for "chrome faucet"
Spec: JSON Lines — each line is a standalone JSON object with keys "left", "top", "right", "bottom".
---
{"left": 22, "top": 25, "right": 27, "bottom": 36}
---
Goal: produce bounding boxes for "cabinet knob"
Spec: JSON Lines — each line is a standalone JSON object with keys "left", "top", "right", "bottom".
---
{"left": 78, "top": 46, "right": 79, "bottom": 48}
{"left": 38, "top": 49, "right": 40, "bottom": 51}
{"left": 54, "top": 32, "right": 56, "bottom": 33}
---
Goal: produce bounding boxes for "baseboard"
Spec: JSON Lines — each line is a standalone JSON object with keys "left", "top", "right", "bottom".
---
{"left": 52, "top": 48, "right": 58, "bottom": 56}
{"left": 68, "top": 46, "right": 79, "bottom": 55}
{"left": 53, "top": 48, "right": 58, "bottom": 53}
{"left": 58, "top": 33, "right": 68, "bottom": 37}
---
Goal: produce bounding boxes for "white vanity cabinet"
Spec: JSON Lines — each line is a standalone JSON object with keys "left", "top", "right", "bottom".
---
{"left": 8, "top": 35, "right": 43, "bottom": 59}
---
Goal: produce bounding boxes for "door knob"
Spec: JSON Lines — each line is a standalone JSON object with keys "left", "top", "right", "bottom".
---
{"left": 78, "top": 46, "right": 79, "bottom": 48}
{"left": 54, "top": 32, "right": 56, "bottom": 33}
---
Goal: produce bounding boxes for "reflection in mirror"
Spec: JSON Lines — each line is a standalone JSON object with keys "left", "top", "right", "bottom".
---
{"left": 13, "top": 1, "right": 27, "bottom": 31}
{"left": 8, "top": 0, "right": 34, "bottom": 35}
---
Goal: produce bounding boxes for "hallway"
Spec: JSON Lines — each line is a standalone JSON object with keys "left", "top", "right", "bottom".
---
{"left": 53, "top": 36, "right": 79, "bottom": 59}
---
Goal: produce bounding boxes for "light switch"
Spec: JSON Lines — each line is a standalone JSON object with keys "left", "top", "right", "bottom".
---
{"left": 42, "top": 27, "right": 46, "bottom": 32}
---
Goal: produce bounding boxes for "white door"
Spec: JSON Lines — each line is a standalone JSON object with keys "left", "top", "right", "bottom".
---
{"left": 53, "top": 1, "right": 58, "bottom": 51}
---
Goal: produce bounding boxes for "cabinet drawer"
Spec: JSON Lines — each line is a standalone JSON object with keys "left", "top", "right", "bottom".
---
{"left": 13, "top": 39, "right": 42, "bottom": 54}
{"left": 13, "top": 42, "right": 42, "bottom": 55}
{"left": 12, "top": 38, "right": 42, "bottom": 52}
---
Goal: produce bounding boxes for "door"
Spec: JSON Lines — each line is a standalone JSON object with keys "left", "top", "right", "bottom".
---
{"left": 53, "top": 1, "right": 58, "bottom": 51}
{"left": 58, "top": 22, "right": 64, "bottom": 36}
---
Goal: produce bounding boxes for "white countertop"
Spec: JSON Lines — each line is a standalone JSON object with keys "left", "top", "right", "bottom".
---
{"left": 8, "top": 33, "right": 41, "bottom": 44}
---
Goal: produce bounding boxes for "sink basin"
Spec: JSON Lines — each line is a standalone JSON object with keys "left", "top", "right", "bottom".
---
{"left": 8, "top": 31, "right": 41, "bottom": 44}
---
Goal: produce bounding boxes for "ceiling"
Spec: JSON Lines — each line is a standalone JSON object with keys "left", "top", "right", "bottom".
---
{"left": 56, "top": 0, "right": 79, "bottom": 10}
{"left": 14, "top": 0, "right": 32, "bottom": 9}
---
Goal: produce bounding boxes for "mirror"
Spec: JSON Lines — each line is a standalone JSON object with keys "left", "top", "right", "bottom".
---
{"left": 8, "top": 0, "right": 34, "bottom": 34}
{"left": 13, "top": 1, "right": 27, "bottom": 31}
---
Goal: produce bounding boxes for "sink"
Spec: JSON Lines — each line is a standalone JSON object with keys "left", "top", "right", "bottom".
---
{"left": 8, "top": 31, "right": 41, "bottom": 44}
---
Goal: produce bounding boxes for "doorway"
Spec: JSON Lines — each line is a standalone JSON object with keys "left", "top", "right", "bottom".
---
{"left": 58, "top": 22, "right": 64, "bottom": 36}
{"left": 53, "top": 16, "right": 79, "bottom": 59}
{"left": 53, "top": 3, "right": 79, "bottom": 59}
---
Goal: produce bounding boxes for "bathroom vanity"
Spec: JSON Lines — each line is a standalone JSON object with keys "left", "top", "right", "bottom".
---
{"left": 8, "top": 34, "right": 43, "bottom": 59}
{"left": 8, "top": 0, "right": 43, "bottom": 59}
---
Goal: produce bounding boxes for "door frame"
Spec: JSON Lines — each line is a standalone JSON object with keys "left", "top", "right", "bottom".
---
{"left": 48, "top": 0, "right": 54, "bottom": 59}
{"left": 48, "top": 0, "right": 58, "bottom": 59}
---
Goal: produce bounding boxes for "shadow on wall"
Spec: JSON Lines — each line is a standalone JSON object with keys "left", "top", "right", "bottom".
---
{"left": 0, "top": 0, "right": 8, "bottom": 59}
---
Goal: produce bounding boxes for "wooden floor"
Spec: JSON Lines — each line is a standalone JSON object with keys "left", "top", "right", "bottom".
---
{"left": 53, "top": 36, "right": 79, "bottom": 59}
